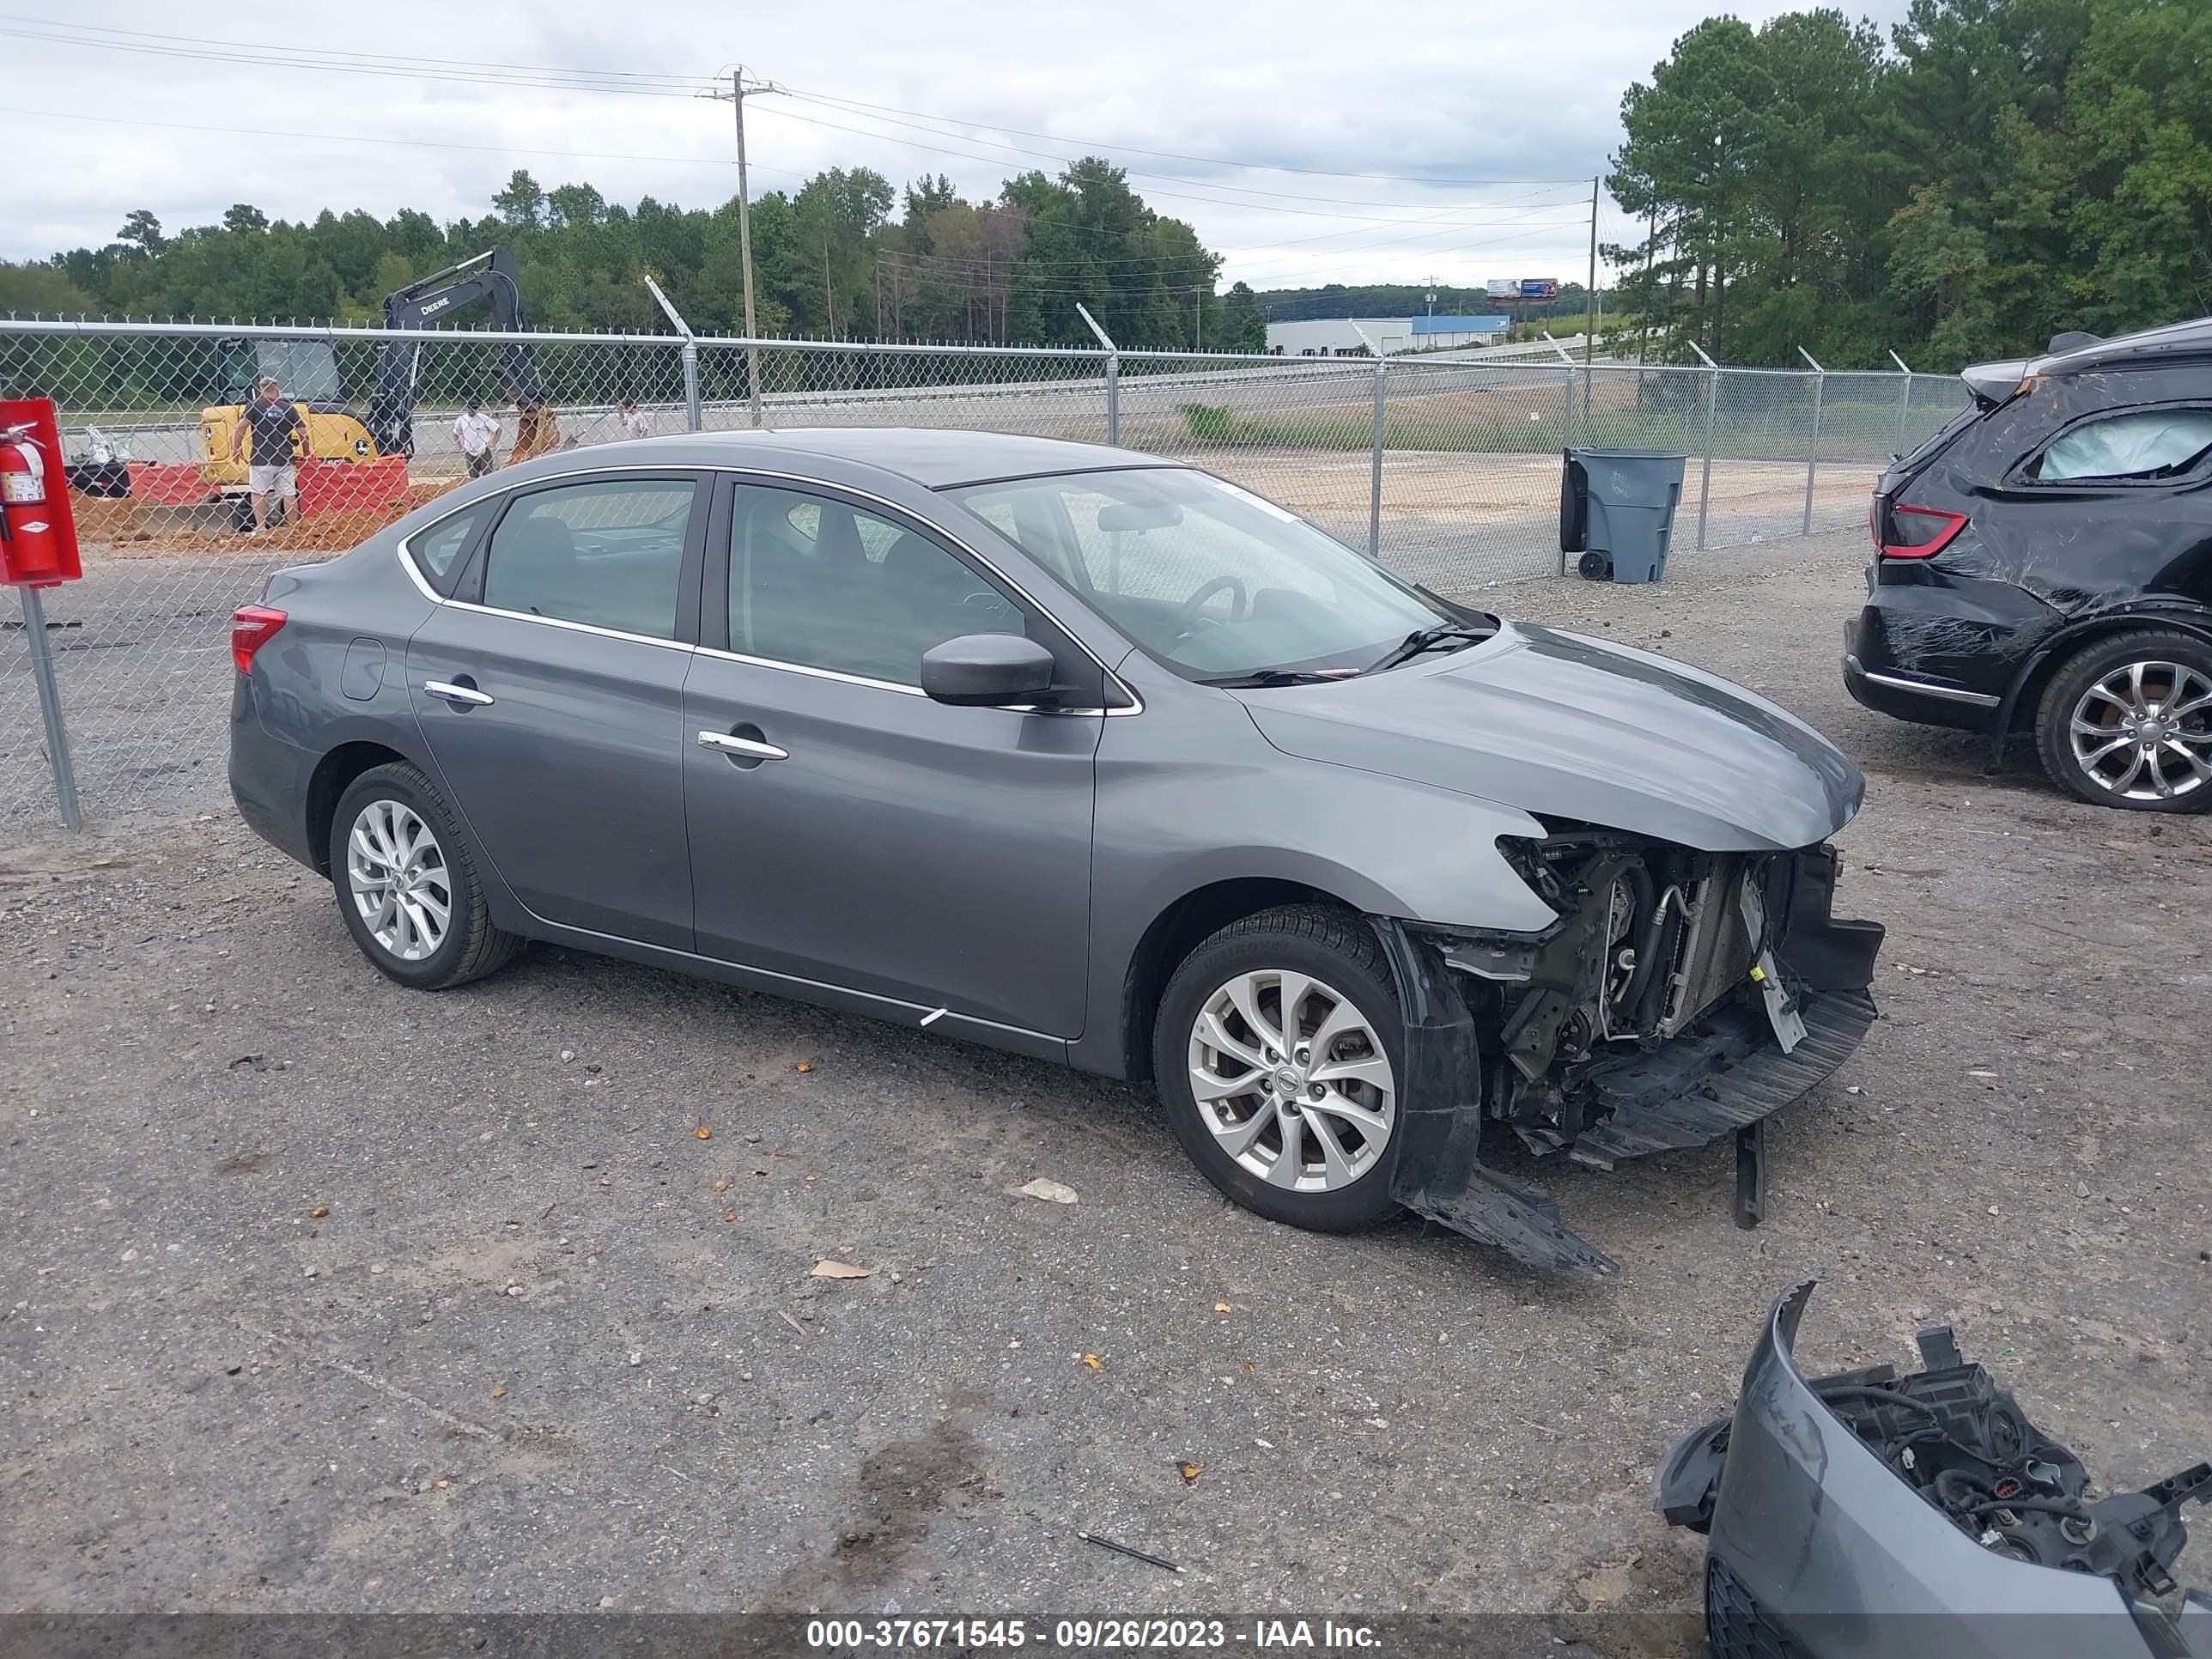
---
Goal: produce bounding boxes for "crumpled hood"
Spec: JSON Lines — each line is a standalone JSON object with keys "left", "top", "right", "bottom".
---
{"left": 1239, "top": 621, "right": 1863, "bottom": 851}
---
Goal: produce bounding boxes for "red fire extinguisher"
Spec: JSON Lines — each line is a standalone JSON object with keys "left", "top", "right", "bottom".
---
{"left": 0, "top": 402, "right": 83, "bottom": 587}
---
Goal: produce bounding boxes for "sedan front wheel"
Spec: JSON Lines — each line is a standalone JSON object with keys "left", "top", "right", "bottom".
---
{"left": 1154, "top": 905, "right": 1405, "bottom": 1231}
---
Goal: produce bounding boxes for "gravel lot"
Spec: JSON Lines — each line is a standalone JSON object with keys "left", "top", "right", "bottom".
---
{"left": 4, "top": 526, "right": 2208, "bottom": 1643}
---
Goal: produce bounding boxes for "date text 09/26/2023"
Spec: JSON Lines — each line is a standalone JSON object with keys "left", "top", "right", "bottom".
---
{"left": 805, "top": 1619, "right": 1383, "bottom": 1650}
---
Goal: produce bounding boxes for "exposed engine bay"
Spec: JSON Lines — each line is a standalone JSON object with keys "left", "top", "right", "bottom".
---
{"left": 1433, "top": 825, "right": 1860, "bottom": 1160}
{"left": 1381, "top": 826, "right": 1882, "bottom": 1273}
{"left": 1667, "top": 1322, "right": 2211, "bottom": 1600}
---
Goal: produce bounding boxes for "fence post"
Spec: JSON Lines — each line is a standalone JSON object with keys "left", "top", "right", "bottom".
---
{"left": 1889, "top": 349, "right": 1914, "bottom": 456}
{"left": 1687, "top": 342, "right": 1719, "bottom": 550}
{"left": 1348, "top": 325, "right": 1388, "bottom": 561}
{"left": 1543, "top": 331, "right": 1577, "bottom": 451}
{"left": 1797, "top": 347, "right": 1826, "bottom": 536}
{"left": 644, "top": 277, "right": 702, "bottom": 433}
{"left": 18, "top": 585, "right": 81, "bottom": 830}
{"left": 1076, "top": 304, "right": 1119, "bottom": 446}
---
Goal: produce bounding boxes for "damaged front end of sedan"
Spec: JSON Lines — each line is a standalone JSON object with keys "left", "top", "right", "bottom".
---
{"left": 1376, "top": 828, "right": 1883, "bottom": 1273}
{"left": 1656, "top": 1281, "right": 2210, "bottom": 1658}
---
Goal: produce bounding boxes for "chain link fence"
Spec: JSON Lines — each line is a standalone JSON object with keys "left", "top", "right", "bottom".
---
{"left": 0, "top": 318, "right": 1969, "bottom": 837}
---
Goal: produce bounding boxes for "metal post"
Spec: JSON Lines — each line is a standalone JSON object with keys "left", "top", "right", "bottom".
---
{"left": 1350, "top": 323, "right": 1387, "bottom": 561}
{"left": 1542, "top": 330, "right": 1577, "bottom": 450}
{"left": 645, "top": 276, "right": 702, "bottom": 434}
{"left": 1687, "top": 340, "right": 1719, "bottom": 550}
{"left": 1076, "top": 304, "right": 1120, "bottom": 446}
{"left": 19, "top": 585, "right": 81, "bottom": 830}
{"left": 1797, "top": 346, "right": 1826, "bottom": 536}
{"left": 1889, "top": 349, "right": 1914, "bottom": 456}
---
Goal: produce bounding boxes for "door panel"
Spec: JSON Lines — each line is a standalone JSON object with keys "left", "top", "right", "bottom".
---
{"left": 405, "top": 471, "right": 704, "bottom": 949}
{"left": 683, "top": 658, "right": 1099, "bottom": 1036}
{"left": 683, "top": 477, "right": 1100, "bottom": 1039}
{"left": 410, "top": 612, "right": 693, "bottom": 946}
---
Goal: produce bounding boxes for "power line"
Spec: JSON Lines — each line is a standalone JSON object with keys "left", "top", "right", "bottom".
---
{"left": 777, "top": 83, "right": 1589, "bottom": 187}
{"left": 775, "top": 92, "right": 1583, "bottom": 210}
{"left": 758, "top": 103, "right": 1587, "bottom": 227}
{"left": 0, "top": 103, "right": 807, "bottom": 179}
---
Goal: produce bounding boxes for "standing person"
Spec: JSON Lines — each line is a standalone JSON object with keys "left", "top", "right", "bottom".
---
{"left": 228, "top": 375, "right": 306, "bottom": 534}
{"left": 453, "top": 398, "right": 502, "bottom": 479}
{"left": 617, "top": 399, "right": 651, "bottom": 441}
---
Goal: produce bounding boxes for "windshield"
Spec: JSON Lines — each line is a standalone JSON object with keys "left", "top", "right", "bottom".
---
{"left": 948, "top": 467, "right": 1459, "bottom": 680}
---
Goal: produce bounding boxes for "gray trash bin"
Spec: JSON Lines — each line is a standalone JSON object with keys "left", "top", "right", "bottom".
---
{"left": 1560, "top": 448, "right": 1688, "bottom": 584}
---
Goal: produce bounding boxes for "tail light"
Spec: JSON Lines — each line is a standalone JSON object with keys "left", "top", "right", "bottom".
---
{"left": 231, "top": 605, "right": 287, "bottom": 672}
{"left": 1876, "top": 502, "right": 1968, "bottom": 560}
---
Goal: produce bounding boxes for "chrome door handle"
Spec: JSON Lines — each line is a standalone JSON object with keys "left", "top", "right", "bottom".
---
{"left": 423, "top": 680, "right": 495, "bottom": 707}
{"left": 697, "top": 730, "right": 788, "bottom": 760}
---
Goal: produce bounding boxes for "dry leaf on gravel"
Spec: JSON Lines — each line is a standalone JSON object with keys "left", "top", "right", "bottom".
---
{"left": 308, "top": 1206, "right": 329, "bottom": 1218}
{"left": 795, "top": 1061, "right": 814, "bottom": 1073}
{"left": 1214, "top": 1302, "right": 1233, "bottom": 1315}
{"left": 1177, "top": 1462, "right": 1201, "bottom": 1484}
{"left": 811, "top": 1260, "right": 873, "bottom": 1279}
{"left": 723, "top": 1212, "right": 738, "bottom": 1224}
{"left": 1010, "top": 1177, "right": 1078, "bottom": 1204}
{"left": 696, "top": 1126, "right": 712, "bottom": 1140}
{"left": 490, "top": 1386, "right": 507, "bottom": 1400}
{"left": 1080, "top": 1352, "right": 1103, "bottom": 1370}
{"left": 714, "top": 1175, "right": 734, "bottom": 1194}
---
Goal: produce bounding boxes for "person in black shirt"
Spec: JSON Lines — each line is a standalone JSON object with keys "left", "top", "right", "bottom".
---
{"left": 228, "top": 375, "right": 307, "bottom": 532}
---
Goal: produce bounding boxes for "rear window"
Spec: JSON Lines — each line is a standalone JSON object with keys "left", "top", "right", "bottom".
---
{"left": 1893, "top": 403, "right": 1982, "bottom": 474}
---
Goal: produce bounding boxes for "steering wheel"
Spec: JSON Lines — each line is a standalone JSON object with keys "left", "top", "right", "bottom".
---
{"left": 1171, "top": 575, "right": 1248, "bottom": 641}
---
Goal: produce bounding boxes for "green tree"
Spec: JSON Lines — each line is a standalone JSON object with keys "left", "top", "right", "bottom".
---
{"left": 115, "top": 210, "right": 166, "bottom": 254}
{"left": 222, "top": 204, "right": 269, "bottom": 235}
{"left": 1219, "top": 281, "right": 1267, "bottom": 352}
{"left": 492, "top": 170, "right": 547, "bottom": 232}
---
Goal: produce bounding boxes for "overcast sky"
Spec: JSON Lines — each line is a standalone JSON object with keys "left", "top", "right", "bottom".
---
{"left": 9, "top": 1, "right": 1912, "bottom": 293}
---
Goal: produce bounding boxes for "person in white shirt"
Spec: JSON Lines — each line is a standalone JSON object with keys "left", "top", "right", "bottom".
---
{"left": 453, "top": 399, "right": 502, "bottom": 478}
{"left": 617, "top": 400, "right": 651, "bottom": 441}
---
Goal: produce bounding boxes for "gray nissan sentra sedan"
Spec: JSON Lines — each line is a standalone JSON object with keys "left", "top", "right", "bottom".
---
{"left": 229, "top": 428, "right": 1883, "bottom": 1270}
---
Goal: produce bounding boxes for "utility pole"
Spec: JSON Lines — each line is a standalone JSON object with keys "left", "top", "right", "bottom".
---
{"left": 706, "top": 66, "right": 783, "bottom": 426}
{"left": 1585, "top": 175, "right": 1600, "bottom": 367}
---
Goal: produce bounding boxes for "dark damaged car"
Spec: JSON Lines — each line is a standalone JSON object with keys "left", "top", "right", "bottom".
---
{"left": 1846, "top": 316, "right": 2212, "bottom": 809}
{"left": 228, "top": 429, "right": 1884, "bottom": 1271}
{"left": 1659, "top": 1282, "right": 2210, "bottom": 1659}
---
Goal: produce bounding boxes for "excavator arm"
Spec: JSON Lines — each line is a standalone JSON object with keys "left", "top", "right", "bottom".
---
{"left": 366, "top": 248, "right": 551, "bottom": 462}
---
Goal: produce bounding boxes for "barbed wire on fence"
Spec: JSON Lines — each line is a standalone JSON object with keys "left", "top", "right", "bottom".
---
{"left": 0, "top": 319, "right": 1969, "bottom": 836}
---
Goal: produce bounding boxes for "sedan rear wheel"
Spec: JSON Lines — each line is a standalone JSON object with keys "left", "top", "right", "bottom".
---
{"left": 329, "top": 762, "right": 520, "bottom": 988}
{"left": 2037, "top": 631, "right": 2212, "bottom": 812}
{"left": 1155, "top": 905, "right": 1405, "bottom": 1231}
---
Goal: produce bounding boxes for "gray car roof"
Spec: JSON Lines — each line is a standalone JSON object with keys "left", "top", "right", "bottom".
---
{"left": 1961, "top": 314, "right": 2212, "bottom": 402}
{"left": 546, "top": 427, "right": 1172, "bottom": 489}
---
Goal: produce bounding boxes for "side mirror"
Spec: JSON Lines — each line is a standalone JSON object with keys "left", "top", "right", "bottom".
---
{"left": 920, "top": 634, "right": 1056, "bottom": 707}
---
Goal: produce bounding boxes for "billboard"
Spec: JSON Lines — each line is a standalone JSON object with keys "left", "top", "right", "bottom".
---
{"left": 1485, "top": 279, "right": 1516, "bottom": 298}
{"left": 1519, "top": 278, "right": 1560, "bottom": 299}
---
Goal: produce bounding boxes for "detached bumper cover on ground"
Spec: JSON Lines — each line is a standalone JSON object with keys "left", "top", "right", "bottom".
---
{"left": 1656, "top": 1281, "right": 2212, "bottom": 1659}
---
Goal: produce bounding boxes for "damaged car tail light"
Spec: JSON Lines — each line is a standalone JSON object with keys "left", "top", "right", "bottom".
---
{"left": 230, "top": 605, "right": 287, "bottom": 673}
{"left": 1877, "top": 503, "right": 1968, "bottom": 561}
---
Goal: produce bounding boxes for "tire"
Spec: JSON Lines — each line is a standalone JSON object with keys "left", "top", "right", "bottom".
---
{"left": 328, "top": 761, "right": 521, "bottom": 988}
{"left": 2034, "top": 629, "right": 2212, "bottom": 812}
{"left": 1577, "top": 550, "right": 1613, "bottom": 581}
{"left": 1152, "top": 904, "right": 1406, "bottom": 1232}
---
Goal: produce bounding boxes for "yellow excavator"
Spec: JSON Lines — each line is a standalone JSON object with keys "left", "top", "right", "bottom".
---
{"left": 198, "top": 248, "right": 555, "bottom": 517}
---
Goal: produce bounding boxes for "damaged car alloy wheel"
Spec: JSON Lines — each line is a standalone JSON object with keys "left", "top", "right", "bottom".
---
{"left": 2039, "top": 634, "right": 2212, "bottom": 809}
{"left": 1157, "top": 906, "right": 1403, "bottom": 1231}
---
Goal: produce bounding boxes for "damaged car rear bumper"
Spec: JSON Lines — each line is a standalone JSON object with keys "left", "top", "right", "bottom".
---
{"left": 1657, "top": 1282, "right": 2211, "bottom": 1659}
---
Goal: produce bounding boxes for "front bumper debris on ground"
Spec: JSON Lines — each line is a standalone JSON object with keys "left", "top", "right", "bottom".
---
{"left": 1656, "top": 1280, "right": 2211, "bottom": 1659}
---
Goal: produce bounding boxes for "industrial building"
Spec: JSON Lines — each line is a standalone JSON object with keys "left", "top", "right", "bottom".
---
{"left": 1261, "top": 314, "right": 1512, "bottom": 356}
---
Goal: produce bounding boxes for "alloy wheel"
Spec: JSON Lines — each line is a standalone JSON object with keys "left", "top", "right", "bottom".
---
{"left": 346, "top": 799, "right": 453, "bottom": 962}
{"left": 1186, "top": 969, "right": 1396, "bottom": 1192}
{"left": 2068, "top": 660, "right": 2212, "bottom": 802}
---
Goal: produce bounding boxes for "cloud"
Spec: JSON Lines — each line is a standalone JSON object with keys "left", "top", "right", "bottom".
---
{"left": 8, "top": 0, "right": 1911, "bottom": 289}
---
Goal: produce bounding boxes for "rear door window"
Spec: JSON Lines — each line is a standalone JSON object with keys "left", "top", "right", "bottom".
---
{"left": 2033, "top": 409, "right": 2212, "bottom": 482}
{"left": 477, "top": 476, "right": 698, "bottom": 640}
{"left": 404, "top": 501, "right": 485, "bottom": 593}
